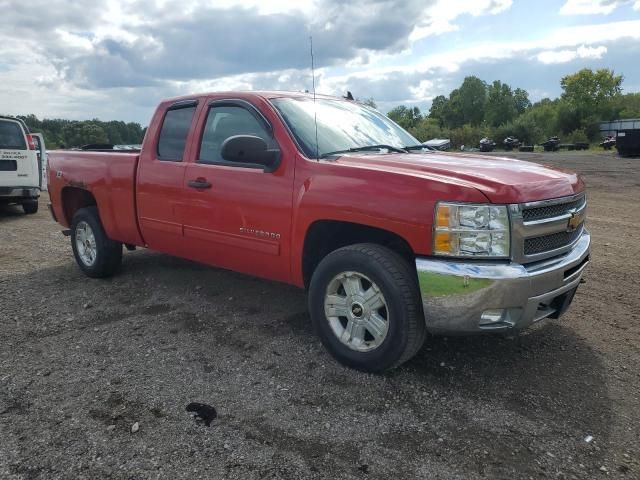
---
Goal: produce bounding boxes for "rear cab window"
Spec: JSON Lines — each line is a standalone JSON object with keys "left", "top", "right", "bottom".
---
{"left": 156, "top": 104, "right": 197, "bottom": 161}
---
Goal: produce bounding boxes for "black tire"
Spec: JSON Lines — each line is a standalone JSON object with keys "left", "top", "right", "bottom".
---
{"left": 70, "top": 206, "right": 122, "bottom": 278}
{"left": 309, "top": 244, "right": 426, "bottom": 372}
{"left": 22, "top": 200, "right": 39, "bottom": 214}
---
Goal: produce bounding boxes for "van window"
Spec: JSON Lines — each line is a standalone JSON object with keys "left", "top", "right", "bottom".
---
{"left": 0, "top": 120, "right": 27, "bottom": 150}
{"left": 157, "top": 106, "right": 196, "bottom": 161}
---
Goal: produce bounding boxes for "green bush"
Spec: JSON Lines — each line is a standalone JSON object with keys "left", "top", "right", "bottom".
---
{"left": 448, "top": 124, "right": 491, "bottom": 149}
{"left": 491, "top": 116, "right": 543, "bottom": 146}
{"left": 409, "top": 118, "right": 447, "bottom": 143}
{"left": 565, "top": 128, "right": 589, "bottom": 144}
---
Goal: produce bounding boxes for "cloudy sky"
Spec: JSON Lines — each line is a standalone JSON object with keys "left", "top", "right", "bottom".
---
{"left": 1, "top": 0, "right": 639, "bottom": 124}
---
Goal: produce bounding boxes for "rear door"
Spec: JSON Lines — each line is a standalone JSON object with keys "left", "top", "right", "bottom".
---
{"left": 136, "top": 99, "right": 200, "bottom": 256}
{"left": 0, "top": 119, "right": 38, "bottom": 188}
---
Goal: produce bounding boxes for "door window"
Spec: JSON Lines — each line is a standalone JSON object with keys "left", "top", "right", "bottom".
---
{"left": 157, "top": 106, "right": 196, "bottom": 161}
{"left": 199, "top": 106, "right": 273, "bottom": 164}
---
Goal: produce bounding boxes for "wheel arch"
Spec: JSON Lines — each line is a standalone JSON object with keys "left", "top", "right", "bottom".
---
{"left": 301, "top": 219, "right": 416, "bottom": 289}
{"left": 61, "top": 187, "right": 97, "bottom": 226}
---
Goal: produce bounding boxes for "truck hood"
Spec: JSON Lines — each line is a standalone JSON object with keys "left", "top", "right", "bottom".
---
{"left": 333, "top": 151, "right": 584, "bottom": 203}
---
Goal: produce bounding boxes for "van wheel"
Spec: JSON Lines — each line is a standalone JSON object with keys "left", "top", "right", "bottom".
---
{"left": 22, "top": 200, "right": 38, "bottom": 214}
{"left": 309, "top": 244, "right": 426, "bottom": 372}
{"left": 70, "top": 207, "right": 122, "bottom": 278}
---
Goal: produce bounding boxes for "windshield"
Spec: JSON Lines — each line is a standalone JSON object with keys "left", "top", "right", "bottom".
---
{"left": 271, "top": 97, "right": 421, "bottom": 158}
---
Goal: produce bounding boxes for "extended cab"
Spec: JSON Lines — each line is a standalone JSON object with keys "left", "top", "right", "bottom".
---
{"left": 48, "top": 92, "right": 590, "bottom": 372}
{"left": 0, "top": 116, "right": 45, "bottom": 213}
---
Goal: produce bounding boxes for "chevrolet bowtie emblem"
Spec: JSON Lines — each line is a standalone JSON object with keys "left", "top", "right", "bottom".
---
{"left": 567, "top": 209, "right": 584, "bottom": 232}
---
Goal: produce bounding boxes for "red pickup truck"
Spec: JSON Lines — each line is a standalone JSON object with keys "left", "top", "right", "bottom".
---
{"left": 48, "top": 91, "right": 590, "bottom": 372}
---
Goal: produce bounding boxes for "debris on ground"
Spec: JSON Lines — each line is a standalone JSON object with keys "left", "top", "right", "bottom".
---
{"left": 186, "top": 402, "right": 217, "bottom": 427}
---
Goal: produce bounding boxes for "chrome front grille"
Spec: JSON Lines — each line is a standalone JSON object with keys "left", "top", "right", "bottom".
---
{"left": 511, "top": 193, "right": 586, "bottom": 264}
{"left": 524, "top": 227, "right": 584, "bottom": 255}
{"left": 522, "top": 196, "right": 585, "bottom": 222}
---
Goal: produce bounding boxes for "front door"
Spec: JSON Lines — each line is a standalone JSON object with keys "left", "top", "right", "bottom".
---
{"left": 182, "top": 99, "right": 295, "bottom": 283}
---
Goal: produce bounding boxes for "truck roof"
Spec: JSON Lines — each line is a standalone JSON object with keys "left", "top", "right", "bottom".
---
{"left": 160, "top": 90, "right": 348, "bottom": 104}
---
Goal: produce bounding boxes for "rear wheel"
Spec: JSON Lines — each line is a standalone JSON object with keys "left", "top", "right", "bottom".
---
{"left": 22, "top": 200, "right": 38, "bottom": 214}
{"left": 70, "top": 207, "right": 122, "bottom": 278}
{"left": 309, "top": 244, "right": 426, "bottom": 372}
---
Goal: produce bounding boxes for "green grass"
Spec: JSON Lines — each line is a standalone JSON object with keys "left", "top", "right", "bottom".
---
{"left": 417, "top": 271, "right": 492, "bottom": 297}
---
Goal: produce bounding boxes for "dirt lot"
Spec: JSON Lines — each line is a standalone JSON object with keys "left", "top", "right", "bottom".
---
{"left": 1, "top": 151, "right": 639, "bottom": 479}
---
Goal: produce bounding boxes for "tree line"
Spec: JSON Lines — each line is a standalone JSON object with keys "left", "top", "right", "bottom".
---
{"left": 387, "top": 68, "right": 640, "bottom": 148}
{"left": 10, "top": 115, "right": 146, "bottom": 149}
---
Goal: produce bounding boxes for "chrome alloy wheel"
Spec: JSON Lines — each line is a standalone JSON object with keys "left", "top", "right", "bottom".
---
{"left": 324, "top": 271, "right": 389, "bottom": 352}
{"left": 75, "top": 221, "right": 97, "bottom": 267}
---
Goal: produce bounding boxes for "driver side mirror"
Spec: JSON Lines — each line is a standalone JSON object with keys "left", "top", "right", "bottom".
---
{"left": 221, "top": 135, "right": 280, "bottom": 172}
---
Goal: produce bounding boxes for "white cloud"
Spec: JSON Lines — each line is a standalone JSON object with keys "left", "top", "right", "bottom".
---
{"left": 409, "top": 79, "right": 436, "bottom": 99}
{"left": 560, "top": 0, "right": 630, "bottom": 15}
{"left": 536, "top": 45, "right": 608, "bottom": 64}
{"left": 325, "top": 20, "right": 640, "bottom": 83}
{"left": 311, "top": 19, "right": 638, "bottom": 106}
{"left": 0, "top": 0, "right": 637, "bottom": 124}
{"left": 213, "top": 0, "right": 316, "bottom": 15}
{"left": 409, "top": 0, "right": 512, "bottom": 41}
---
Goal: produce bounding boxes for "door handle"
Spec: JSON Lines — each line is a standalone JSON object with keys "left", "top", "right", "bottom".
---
{"left": 188, "top": 178, "right": 212, "bottom": 189}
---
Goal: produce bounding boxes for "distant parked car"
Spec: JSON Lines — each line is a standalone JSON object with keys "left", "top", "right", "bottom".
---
{"left": 600, "top": 135, "right": 616, "bottom": 150}
{"left": 0, "top": 116, "right": 46, "bottom": 213}
{"left": 503, "top": 136, "right": 520, "bottom": 151}
{"left": 424, "top": 138, "right": 451, "bottom": 151}
{"left": 479, "top": 137, "right": 496, "bottom": 152}
{"left": 541, "top": 136, "right": 561, "bottom": 152}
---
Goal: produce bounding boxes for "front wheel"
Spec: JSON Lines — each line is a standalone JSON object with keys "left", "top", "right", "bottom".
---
{"left": 309, "top": 244, "right": 426, "bottom": 372}
{"left": 70, "top": 207, "right": 122, "bottom": 278}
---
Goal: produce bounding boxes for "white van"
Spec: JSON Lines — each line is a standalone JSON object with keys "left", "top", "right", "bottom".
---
{"left": 0, "top": 116, "right": 43, "bottom": 214}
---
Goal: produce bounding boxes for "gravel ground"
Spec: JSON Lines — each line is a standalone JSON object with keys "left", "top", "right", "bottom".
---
{"left": 1, "top": 151, "right": 638, "bottom": 479}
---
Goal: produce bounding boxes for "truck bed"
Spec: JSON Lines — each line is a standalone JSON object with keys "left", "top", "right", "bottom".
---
{"left": 47, "top": 150, "right": 144, "bottom": 246}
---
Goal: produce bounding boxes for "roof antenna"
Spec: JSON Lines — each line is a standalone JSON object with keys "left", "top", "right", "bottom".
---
{"left": 309, "top": 35, "right": 320, "bottom": 160}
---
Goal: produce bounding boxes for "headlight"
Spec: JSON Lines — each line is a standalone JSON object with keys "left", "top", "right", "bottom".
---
{"left": 433, "top": 203, "right": 510, "bottom": 258}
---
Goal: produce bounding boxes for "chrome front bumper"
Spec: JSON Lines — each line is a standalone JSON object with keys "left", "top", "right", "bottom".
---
{"left": 415, "top": 231, "right": 590, "bottom": 334}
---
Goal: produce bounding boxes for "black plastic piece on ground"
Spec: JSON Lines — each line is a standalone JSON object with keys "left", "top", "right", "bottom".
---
{"left": 186, "top": 403, "right": 217, "bottom": 426}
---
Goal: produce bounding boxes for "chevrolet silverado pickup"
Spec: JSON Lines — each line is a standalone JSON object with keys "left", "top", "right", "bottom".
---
{"left": 48, "top": 92, "right": 590, "bottom": 372}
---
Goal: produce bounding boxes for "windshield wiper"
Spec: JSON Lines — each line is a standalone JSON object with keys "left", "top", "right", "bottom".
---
{"left": 404, "top": 144, "right": 436, "bottom": 151}
{"left": 320, "top": 144, "right": 408, "bottom": 158}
